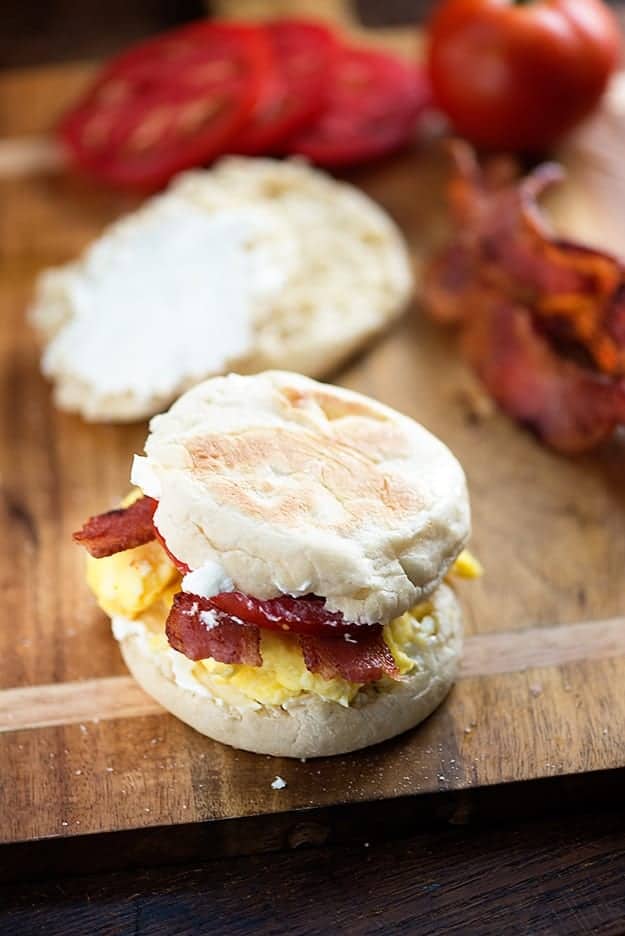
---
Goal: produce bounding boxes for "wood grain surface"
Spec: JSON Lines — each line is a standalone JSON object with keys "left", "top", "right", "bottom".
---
{"left": 1, "top": 11, "right": 625, "bottom": 862}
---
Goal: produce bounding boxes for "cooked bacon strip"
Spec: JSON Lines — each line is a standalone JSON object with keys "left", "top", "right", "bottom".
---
{"left": 167, "top": 590, "right": 398, "bottom": 682}
{"left": 463, "top": 298, "right": 625, "bottom": 453}
{"left": 299, "top": 628, "right": 399, "bottom": 684}
{"left": 210, "top": 592, "right": 400, "bottom": 681}
{"left": 424, "top": 142, "right": 625, "bottom": 452}
{"left": 73, "top": 496, "right": 157, "bottom": 557}
{"left": 166, "top": 592, "right": 261, "bottom": 666}
{"left": 436, "top": 142, "right": 625, "bottom": 375}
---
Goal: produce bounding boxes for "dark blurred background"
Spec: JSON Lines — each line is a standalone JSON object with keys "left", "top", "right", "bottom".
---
{"left": 1, "top": 1, "right": 436, "bottom": 69}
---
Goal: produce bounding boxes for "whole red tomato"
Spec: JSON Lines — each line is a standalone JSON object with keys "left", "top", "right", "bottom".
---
{"left": 427, "top": 0, "right": 621, "bottom": 150}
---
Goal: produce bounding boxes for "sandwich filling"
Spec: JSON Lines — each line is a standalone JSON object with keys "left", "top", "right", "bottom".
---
{"left": 75, "top": 491, "right": 481, "bottom": 707}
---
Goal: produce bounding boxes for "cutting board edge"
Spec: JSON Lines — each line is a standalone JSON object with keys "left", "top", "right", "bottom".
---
{"left": 2, "top": 765, "right": 624, "bottom": 883}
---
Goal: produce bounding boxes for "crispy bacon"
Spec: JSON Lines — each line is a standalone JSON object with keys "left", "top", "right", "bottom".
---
{"left": 166, "top": 592, "right": 261, "bottom": 666}
{"left": 425, "top": 141, "right": 625, "bottom": 452}
{"left": 299, "top": 629, "right": 399, "bottom": 683}
{"left": 434, "top": 143, "right": 625, "bottom": 372}
{"left": 74, "top": 496, "right": 409, "bottom": 683}
{"left": 167, "top": 591, "right": 399, "bottom": 683}
{"left": 73, "top": 496, "right": 157, "bottom": 557}
{"left": 463, "top": 298, "right": 625, "bottom": 453}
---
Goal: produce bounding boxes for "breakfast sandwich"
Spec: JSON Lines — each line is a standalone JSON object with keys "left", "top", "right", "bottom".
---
{"left": 30, "top": 158, "right": 413, "bottom": 422}
{"left": 74, "top": 371, "right": 479, "bottom": 757}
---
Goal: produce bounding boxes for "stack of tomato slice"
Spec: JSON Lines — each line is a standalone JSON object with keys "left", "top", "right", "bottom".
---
{"left": 58, "top": 18, "right": 431, "bottom": 190}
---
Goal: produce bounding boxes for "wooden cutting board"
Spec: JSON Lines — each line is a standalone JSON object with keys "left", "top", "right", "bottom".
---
{"left": 1, "top": 2, "right": 625, "bottom": 876}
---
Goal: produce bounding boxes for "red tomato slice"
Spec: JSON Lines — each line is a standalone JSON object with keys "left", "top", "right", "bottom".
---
{"left": 58, "top": 21, "right": 271, "bottom": 190}
{"left": 235, "top": 19, "right": 337, "bottom": 154}
{"left": 286, "top": 44, "right": 431, "bottom": 167}
{"left": 153, "top": 527, "right": 191, "bottom": 575}
{"left": 209, "top": 591, "right": 374, "bottom": 636}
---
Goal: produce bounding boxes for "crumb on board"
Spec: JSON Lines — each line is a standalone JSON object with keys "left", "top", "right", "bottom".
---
{"left": 451, "top": 383, "right": 496, "bottom": 425}
{"left": 529, "top": 683, "right": 543, "bottom": 697}
{"left": 271, "top": 776, "right": 287, "bottom": 790}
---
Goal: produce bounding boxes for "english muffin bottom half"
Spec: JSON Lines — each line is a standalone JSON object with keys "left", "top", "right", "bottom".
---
{"left": 75, "top": 371, "right": 480, "bottom": 757}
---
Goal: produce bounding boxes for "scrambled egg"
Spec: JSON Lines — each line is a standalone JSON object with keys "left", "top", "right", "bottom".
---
{"left": 85, "top": 489, "right": 180, "bottom": 619}
{"left": 87, "top": 527, "right": 480, "bottom": 707}
{"left": 86, "top": 541, "right": 180, "bottom": 619}
{"left": 199, "top": 632, "right": 361, "bottom": 706}
{"left": 449, "top": 549, "right": 483, "bottom": 579}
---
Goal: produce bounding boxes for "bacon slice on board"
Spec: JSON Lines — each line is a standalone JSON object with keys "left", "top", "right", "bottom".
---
{"left": 425, "top": 141, "right": 625, "bottom": 453}
{"left": 462, "top": 298, "right": 625, "bottom": 453}
{"left": 167, "top": 591, "right": 399, "bottom": 683}
{"left": 73, "top": 495, "right": 157, "bottom": 557}
{"left": 166, "top": 592, "right": 261, "bottom": 666}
